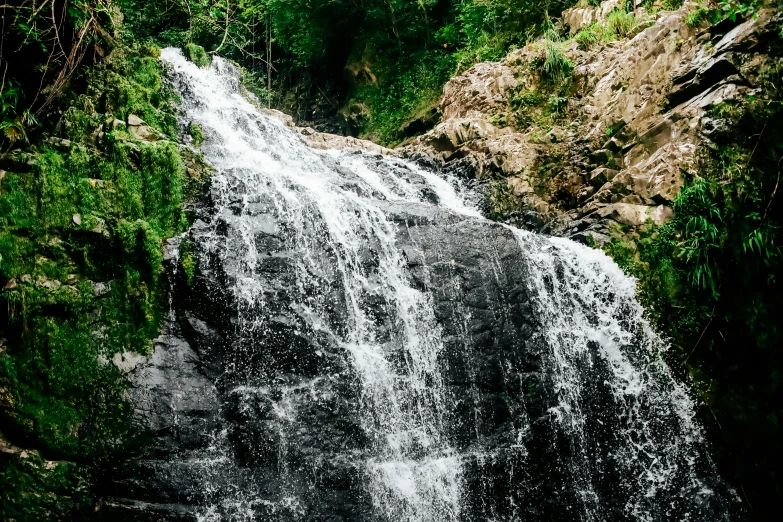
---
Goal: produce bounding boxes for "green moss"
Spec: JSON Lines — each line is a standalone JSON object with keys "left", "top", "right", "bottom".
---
{"left": 0, "top": 449, "right": 94, "bottom": 520}
{"left": 184, "top": 43, "right": 211, "bottom": 68}
{"left": 508, "top": 87, "right": 553, "bottom": 131}
{"left": 189, "top": 122, "right": 204, "bottom": 148}
{"left": 180, "top": 239, "right": 196, "bottom": 287}
{"left": 0, "top": 43, "right": 210, "bottom": 521}
{"left": 510, "top": 88, "right": 545, "bottom": 110}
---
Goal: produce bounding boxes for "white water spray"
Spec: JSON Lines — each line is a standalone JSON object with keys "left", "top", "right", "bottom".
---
{"left": 160, "top": 48, "right": 740, "bottom": 522}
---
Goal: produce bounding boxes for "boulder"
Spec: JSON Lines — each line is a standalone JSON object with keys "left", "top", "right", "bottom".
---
{"left": 260, "top": 108, "right": 295, "bottom": 127}
{"left": 127, "top": 114, "right": 145, "bottom": 126}
{"left": 129, "top": 124, "right": 164, "bottom": 142}
{"left": 599, "top": 202, "right": 674, "bottom": 226}
{"left": 297, "top": 126, "right": 393, "bottom": 155}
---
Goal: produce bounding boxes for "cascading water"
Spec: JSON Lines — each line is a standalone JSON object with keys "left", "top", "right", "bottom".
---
{"left": 158, "top": 48, "right": 743, "bottom": 521}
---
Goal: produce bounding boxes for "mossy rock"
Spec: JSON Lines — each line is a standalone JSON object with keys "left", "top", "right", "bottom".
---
{"left": 184, "top": 43, "right": 210, "bottom": 68}
{"left": 0, "top": 43, "right": 213, "bottom": 522}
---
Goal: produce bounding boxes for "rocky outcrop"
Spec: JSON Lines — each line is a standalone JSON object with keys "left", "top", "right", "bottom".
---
{"left": 262, "top": 106, "right": 395, "bottom": 155}
{"left": 100, "top": 45, "right": 745, "bottom": 521}
{"left": 404, "top": 2, "right": 783, "bottom": 242}
{"left": 102, "top": 193, "right": 543, "bottom": 521}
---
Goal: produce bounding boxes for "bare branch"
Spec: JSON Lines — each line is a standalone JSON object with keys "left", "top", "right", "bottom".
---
{"left": 211, "top": 0, "right": 231, "bottom": 55}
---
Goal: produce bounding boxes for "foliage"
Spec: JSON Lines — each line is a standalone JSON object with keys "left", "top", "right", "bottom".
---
{"left": 685, "top": 5, "right": 709, "bottom": 27}
{"left": 573, "top": 8, "right": 648, "bottom": 51}
{"left": 673, "top": 178, "right": 724, "bottom": 296}
{"left": 602, "top": 60, "right": 783, "bottom": 517}
{"left": 662, "top": 0, "right": 686, "bottom": 10}
{"left": 683, "top": 0, "right": 763, "bottom": 27}
{"left": 189, "top": 122, "right": 205, "bottom": 148}
{"left": 605, "top": 9, "right": 639, "bottom": 39}
{"left": 716, "top": 0, "right": 760, "bottom": 23}
{"left": 0, "top": 0, "right": 118, "bottom": 151}
{"left": 0, "top": 450, "right": 95, "bottom": 520}
{"left": 117, "top": 0, "right": 580, "bottom": 144}
{"left": 351, "top": 49, "right": 455, "bottom": 144}
{"left": 535, "top": 35, "right": 574, "bottom": 84}
{"left": 548, "top": 94, "right": 568, "bottom": 114}
{"left": 0, "top": 81, "right": 38, "bottom": 144}
{"left": 575, "top": 23, "right": 603, "bottom": 50}
{"left": 0, "top": 43, "right": 204, "bottom": 520}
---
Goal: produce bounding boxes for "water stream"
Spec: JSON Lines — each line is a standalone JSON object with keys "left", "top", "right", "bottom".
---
{"left": 159, "top": 48, "right": 741, "bottom": 522}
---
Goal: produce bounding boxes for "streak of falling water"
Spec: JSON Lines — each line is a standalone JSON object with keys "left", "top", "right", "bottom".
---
{"left": 161, "top": 48, "right": 477, "bottom": 521}
{"left": 160, "top": 48, "right": 740, "bottom": 522}
{"left": 511, "top": 229, "right": 735, "bottom": 520}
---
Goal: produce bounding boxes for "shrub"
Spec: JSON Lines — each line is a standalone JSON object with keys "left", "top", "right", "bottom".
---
{"left": 685, "top": 5, "right": 709, "bottom": 27}
{"left": 535, "top": 26, "right": 573, "bottom": 84}
{"left": 548, "top": 94, "right": 568, "bottom": 114}
{"left": 575, "top": 23, "right": 601, "bottom": 50}
{"left": 662, "top": 0, "right": 686, "bottom": 10}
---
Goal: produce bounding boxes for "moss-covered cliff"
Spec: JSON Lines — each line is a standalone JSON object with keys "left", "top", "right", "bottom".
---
{"left": 0, "top": 6, "right": 211, "bottom": 518}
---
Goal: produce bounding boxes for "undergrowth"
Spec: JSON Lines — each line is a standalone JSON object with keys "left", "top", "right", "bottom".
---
{"left": 350, "top": 49, "right": 456, "bottom": 145}
{"left": 602, "top": 60, "right": 783, "bottom": 516}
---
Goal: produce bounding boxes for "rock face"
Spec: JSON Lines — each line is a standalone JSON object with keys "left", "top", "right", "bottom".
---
{"left": 101, "top": 48, "right": 743, "bottom": 522}
{"left": 261, "top": 99, "right": 395, "bottom": 155}
{"left": 404, "top": 2, "right": 783, "bottom": 241}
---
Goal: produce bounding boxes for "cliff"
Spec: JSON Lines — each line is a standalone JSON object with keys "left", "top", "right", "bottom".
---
{"left": 403, "top": 2, "right": 783, "bottom": 515}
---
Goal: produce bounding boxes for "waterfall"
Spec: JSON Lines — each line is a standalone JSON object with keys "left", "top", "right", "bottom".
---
{"left": 159, "top": 48, "right": 742, "bottom": 522}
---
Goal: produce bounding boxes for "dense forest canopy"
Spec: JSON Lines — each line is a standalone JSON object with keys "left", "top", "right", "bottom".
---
{"left": 2, "top": 0, "right": 579, "bottom": 146}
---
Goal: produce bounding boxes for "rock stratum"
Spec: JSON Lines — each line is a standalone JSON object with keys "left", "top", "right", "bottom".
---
{"left": 404, "top": 2, "right": 782, "bottom": 241}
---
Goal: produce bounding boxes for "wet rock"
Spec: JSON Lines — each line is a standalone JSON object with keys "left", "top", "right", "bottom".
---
{"left": 589, "top": 167, "right": 619, "bottom": 188}
{"left": 129, "top": 124, "right": 164, "bottom": 142}
{"left": 297, "top": 126, "right": 393, "bottom": 155}
{"left": 93, "top": 281, "right": 111, "bottom": 297}
{"left": 39, "top": 279, "right": 62, "bottom": 291}
{"left": 440, "top": 61, "right": 519, "bottom": 121}
{"left": 400, "top": 104, "right": 441, "bottom": 140}
{"left": 45, "top": 136, "right": 72, "bottom": 149}
{"left": 598, "top": 202, "right": 674, "bottom": 226}
{"left": 260, "top": 108, "right": 295, "bottom": 127}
